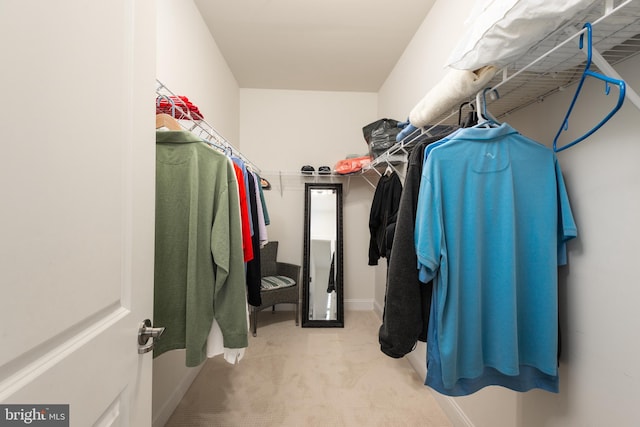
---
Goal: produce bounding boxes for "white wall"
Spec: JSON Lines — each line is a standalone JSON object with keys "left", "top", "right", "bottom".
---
{"left": 484, "top": 55, "right": 640, "bottom": 427}
{"left": 374, "top": 0, "right": 477, "bottom": 318}
{"left": 377, "top": 1, "right": 640, "bottom": 426}
{"left": 154, "top": 1, "right": 640, "bottom": 426}
{"left": 239, "top": 89, "right": 379, "bottom": 310}
{"left": 378, "top": 0, "right": 471, "bottom": 119}
{"left": 153, "top": 1, "right": 241, "bottom": 426}
{"left": 156, "top": 0, "right": 239, "bottom": 143}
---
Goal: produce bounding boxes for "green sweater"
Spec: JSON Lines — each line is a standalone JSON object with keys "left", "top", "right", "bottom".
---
{"left": 154, "top": 130, "right": 248, "bottom": 367}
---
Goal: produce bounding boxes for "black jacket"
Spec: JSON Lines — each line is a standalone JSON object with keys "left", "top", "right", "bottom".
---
{"left": 245, "top": 171, "right": 262, "bottom": 307}
{"left": 368, "top": 172, "right": 402, "bottom": 266}
{"left": 378, "top": 132, "right": 455, "bottom": 358}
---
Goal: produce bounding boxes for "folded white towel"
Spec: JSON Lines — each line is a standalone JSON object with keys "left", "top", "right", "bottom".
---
{"left": 409, "top": 65, "right": 497, "bottom": 128}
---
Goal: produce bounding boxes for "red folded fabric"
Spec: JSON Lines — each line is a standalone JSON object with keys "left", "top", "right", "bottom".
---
{"left": 156, "top": 95, "right": 204, "bottom": 120}
{"left": 334, "top": 156, "right": 372, "bottom": 175}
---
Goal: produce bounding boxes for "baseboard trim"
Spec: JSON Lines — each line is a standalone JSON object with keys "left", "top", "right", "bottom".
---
{"left": 152, "top": 364, "right": 203, "bottom": 427}
{"left": 373, "top": 299, "right": 384, "bottom": 318}
{"left": 345, "top": 298, "right": 374, "bottom": 311}
{"left": 376, "top": 309, "right": 474, "bottom": 427}
{"left": 406, "top": 343, "right": 474, "bottom": 427}
{"left": 431, "top": 394, "right": 474, "bottom": 427}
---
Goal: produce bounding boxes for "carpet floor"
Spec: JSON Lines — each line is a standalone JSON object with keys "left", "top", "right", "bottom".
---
{"left": 164, "top": 310, "right": 452, "bottom": 427}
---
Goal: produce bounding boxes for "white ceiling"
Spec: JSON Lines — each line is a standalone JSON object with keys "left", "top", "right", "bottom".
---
{"left": 194, "top": 0, "right": 437, "bottom": 92}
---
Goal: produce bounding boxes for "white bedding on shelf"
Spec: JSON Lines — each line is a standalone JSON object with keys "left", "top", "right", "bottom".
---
{"left": 409, "top": 65, "right": 497, "bottom": 128}
{"left": 446, "top": 0, "right": 599, "bottom": 71}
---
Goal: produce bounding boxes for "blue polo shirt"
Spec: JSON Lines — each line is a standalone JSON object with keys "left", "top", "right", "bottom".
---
{"left": 415, "top": 123, "right": 577, "bottom": 395}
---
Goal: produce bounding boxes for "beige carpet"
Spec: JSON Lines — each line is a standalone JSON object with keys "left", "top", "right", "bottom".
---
{"left": 165, "top": 310, "right": 452, "bottom": 427}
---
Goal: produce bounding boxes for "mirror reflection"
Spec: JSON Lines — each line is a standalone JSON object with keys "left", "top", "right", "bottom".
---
{"left": 302, "top": 183, "right": 343, "bottom": 327}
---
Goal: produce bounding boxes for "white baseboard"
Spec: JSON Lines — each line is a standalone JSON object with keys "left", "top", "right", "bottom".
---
{"left": 345, "top": 298, "right": 374, "bottom": 311}
{"left": 152, "top": 364, "right": 203, "bottom": 427}
{"left": 376, "top": 310, "right": 474, "bottom": 427}
{"left": 431, "top": 393, "right": 474, "bottom": 427}
{"left": 406, "top": 342, "right": 474, "bottom": 427}
{"left": 372, "top": 299, "right": 384, "bottom": 318}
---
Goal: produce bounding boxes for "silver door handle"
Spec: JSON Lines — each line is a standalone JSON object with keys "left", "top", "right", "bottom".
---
{"left": 138, "top": 319, "right": 165, "bottom": 354}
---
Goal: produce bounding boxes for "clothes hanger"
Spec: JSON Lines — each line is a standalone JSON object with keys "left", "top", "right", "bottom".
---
{"left": 155, "top": 113, "right": 182, "bottom": 130}
{"left": 155, "top": 93, "right": 182, "bottom": 130}
{"left": 458, "top": 101, "right": 478, "bottom": 128}
{"left": 474, "top": 87, "right": 500, "bottom": 128}
{"left": 553, "top": 22, "right": 626, "bottom": 153}
{"left": 458, "top": 101, "right": 471, "bottom": 124}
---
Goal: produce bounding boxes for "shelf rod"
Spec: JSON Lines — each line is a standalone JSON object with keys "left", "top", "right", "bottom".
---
{"left": 155, "top": 79, "right": 261, "bottom": 173}
{"left": 492, "top": 27, "right": 588, "bottom": 93}
{"left": 587, "top": 43, "right": 640, "bottom": 112}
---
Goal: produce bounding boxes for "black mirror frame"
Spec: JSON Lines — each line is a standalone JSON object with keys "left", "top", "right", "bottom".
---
{"left": 302, "top": 183, "right": 344, "bottom": 328}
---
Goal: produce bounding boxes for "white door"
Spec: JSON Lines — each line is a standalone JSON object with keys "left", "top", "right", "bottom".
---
{"left": 0, "top": 1, "right": 156, "bottom": 426}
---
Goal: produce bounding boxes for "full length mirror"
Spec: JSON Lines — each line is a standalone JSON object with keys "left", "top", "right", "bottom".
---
{"left": 302, "top": 183, "right": 344, "bottom": 328}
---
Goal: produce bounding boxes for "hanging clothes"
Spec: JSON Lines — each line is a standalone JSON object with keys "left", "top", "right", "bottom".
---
{"left": 415, "top": 123, "right": 577, "bottom": 395}
{"left": 327, "top": 252, "right": 336, "bottom": 293}
{"left": 232, "top": 161, "right": 254, "bottom": 262}
{"left": 250, "top": 171, "right": 269, "bottom": 247}
{"left": 378, "top": 130, "right": 458, "bottom": 359}
{"left": 206, "top": 310, "right": 249, "bottom": 364}
{"left": 256, "top": 173, "right": 271, "bottom": 226}
{"left": 368, "top": 171, "right": 402, "bottom": 265}
{"left": 206, "top": 160, "right": 255, "bottom": 365}
{"left": 154, "top": 130, "right": 248, "bottom": 367}
{"left": 231, "top": 156, "right": 254, "bottom": 237}
{"left": 245, "top": 170, "right": 263, "bottom": 307}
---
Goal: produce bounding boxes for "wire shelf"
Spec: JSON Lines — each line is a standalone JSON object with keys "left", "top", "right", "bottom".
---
{"left": 430, "top": 0, "right": 640, "bottom": 126}
{"left": 155, "top": 79, "right": 260, "bottom": 172}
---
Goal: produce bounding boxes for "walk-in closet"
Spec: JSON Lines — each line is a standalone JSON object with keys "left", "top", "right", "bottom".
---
{"left": 2, "top": 1, "right": 640, "bottom": 426}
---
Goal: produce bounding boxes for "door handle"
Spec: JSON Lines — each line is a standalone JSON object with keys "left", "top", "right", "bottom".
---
{"left": 138, "top": 319, "right": 165, "bottom": 354}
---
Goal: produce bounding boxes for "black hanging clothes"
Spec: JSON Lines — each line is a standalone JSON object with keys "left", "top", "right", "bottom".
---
{"left": 368, "top": 171, "right": 402, "bottom": 266}
{"left": 378, "top": 131, "right": 457, "bottom": 359}
{"left": 245, "top": 170, "right": 262, "bottom": 307}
